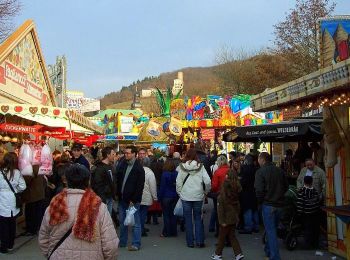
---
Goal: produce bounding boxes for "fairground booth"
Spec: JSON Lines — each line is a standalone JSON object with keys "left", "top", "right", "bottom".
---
{"left": 250, "top": 16, "right": 350, "bottom": 259}
{"left": 0, "top": 20, "right": 103, "bottom": 150}
{"left": 136, "top": 87, "right": 282, "bottom": 155}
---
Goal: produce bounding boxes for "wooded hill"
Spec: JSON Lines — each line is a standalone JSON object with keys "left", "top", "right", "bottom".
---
{"left": 100, "top": 52, "right": 300, "bottom": 110}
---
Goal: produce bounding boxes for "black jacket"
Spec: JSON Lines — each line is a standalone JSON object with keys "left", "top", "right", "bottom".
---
{"left": 116, "top": 159, "right": 145, "bottom": 204}
{"left": 196, "top": 150, "right": 211, "bottom": 178}
{"left": 91, "top": 161, "right": 116, "bottom": 203}
{"left": 239, "top": 164, "right": 258, "bottom": 211}
{"left": 73, "top": 155, "right": 90, "bottom": 170}
{"left": 254, "top": 162, "right": 288, "bottom": 207}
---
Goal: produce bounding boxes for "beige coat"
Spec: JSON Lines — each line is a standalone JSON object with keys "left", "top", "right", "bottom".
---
{"left": 39, "top": 189, "right": 119, "bottom": 260}
{"left": 141, "top": 167, "right": 157, "bottom": 206}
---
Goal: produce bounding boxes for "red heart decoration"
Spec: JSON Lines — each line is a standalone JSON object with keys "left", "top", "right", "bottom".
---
{"left": 14, "top": 106, "right": 23, "bottom": 113}
{"left": 53, "top": 109, "right": 60, "bottom": 116}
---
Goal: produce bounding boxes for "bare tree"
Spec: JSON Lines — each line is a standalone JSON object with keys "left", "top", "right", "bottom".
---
{"left": 214, "top": 46, "right": 260, "bottom": 95}
{"left": 273, "top": 0, "right": 335, "bottom": 75}
{"left": 0, "top": 0, "right": 21, "bottom": 41}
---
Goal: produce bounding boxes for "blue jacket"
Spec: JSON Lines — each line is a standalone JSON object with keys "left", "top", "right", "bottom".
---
{"left": 159, "top": 170, "right": 178, "bottom": 200}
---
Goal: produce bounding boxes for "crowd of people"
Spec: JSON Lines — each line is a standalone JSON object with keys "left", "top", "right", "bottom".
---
{"left": 0, "top": 140, "right": 327, "bottom": 260}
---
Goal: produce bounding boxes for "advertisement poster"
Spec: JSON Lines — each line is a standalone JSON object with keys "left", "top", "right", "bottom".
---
{"left": 119, "top": 116, "right": 133, "bottom": 133}
{"left": 319, "top": 16, "right": 350, "bottom": 68}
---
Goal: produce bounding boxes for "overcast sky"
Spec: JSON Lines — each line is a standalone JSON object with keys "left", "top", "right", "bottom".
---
{"left": 14, "top": 0, "right": 350, "bottom": 98}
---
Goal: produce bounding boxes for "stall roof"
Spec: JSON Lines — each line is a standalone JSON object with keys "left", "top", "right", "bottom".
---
{"left": 0, "top": 103, "right": 103, "bottom": 134}
{"left": 94, "top": 109, "right": 143, "bottom": 119}
{"left": 223, "top": 117, "right": 323, "bottom": 143}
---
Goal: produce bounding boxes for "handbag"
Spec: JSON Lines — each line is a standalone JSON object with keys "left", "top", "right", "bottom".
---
{"left": 173, "top": 174, "right": 191, "bottom": 217}
{"left": 148, "top": 201, "right": 162, "bottom": 212}
{"left": 2, "top": 171, "right": 23, "bottom": 208}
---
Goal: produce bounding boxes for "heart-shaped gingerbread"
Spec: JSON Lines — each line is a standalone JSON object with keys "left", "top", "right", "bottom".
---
{"left": 1, "top": 105, "right": 9, "bottom": 113}
{"left": 41, "top": 107, "right": 48, "bottom": 115}
{"left": 29, "top": 107, "right": 38, "bottom": 114}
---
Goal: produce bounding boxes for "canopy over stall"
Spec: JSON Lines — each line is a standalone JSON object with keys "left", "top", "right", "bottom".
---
{"left": 0, "top": 103, "right": 103, "bottom": 134}
{"left": 223, "top": 117, "right": 323, "bottom": 143}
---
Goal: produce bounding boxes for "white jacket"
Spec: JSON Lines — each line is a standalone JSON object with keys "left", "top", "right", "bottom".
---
{"left": 0, "top": 169, "right": 26, "bottom": 217}
{"left": 176, "top": 161, "right": 211, "bottom": 201}
{"left": 141, "top": 167, "right": 157, "bottom": 206}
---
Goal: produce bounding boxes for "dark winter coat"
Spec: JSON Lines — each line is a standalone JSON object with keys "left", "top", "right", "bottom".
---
{"left": 196, "top": 150, "right": 212, "bottom": 178}
{"left": 91, "top": 161, "right": 116, "bottom": 203}
{"left": 217, "top": 180, "right": 241, "bottom": 225}
{"left": 158, "top": 170, "right": 178, "bottom": 200}
{"left": 239, "top": 164, "right": 258, "bottom": 211}
{"left": 116, "top": 159, "right": 145, "bottom": 204}
{"left": 254, "top": 162, "right": 288, "bottom": 207}
{"left": 73, "top": 155, "right": 90, "bottom": 170}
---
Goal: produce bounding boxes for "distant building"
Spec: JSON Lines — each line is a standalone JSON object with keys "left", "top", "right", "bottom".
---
{"left": 66, "top": 90, "right": 100, "bottom": 114}
{"left": 172, "top": 71, "right": 184, "bottom": 96}
{"left": 141, "top": 88, "right": 155, "bottom": 97}
{"left": 48, "top": 56, "right": 67, "bottom": 108}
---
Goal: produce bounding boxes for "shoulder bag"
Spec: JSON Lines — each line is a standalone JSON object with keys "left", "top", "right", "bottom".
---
{"left": 48, "top": 226, "right": 73, "bottom": 259}
{"left": 2, "top": 171, "right": 23, "bottom": 208}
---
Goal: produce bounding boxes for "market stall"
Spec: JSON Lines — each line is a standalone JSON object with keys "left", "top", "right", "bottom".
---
{"left": 0, "top": 20, "right": 102, "bottom": 149}
{"left": 250, "top": 16, "right": 350, "bottom": 258}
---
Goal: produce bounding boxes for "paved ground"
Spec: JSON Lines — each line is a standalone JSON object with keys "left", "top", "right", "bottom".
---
{"left": 0, "top": 202, "right": 344, "bottom": 260}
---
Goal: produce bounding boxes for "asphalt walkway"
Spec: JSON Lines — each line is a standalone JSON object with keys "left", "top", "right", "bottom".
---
{"left": 0, "top": 202, "right": 344, "bottom": 260}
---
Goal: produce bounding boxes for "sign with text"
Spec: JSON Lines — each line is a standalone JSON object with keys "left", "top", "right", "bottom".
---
{"left": 119, "top": 116, "right": 134, "bottom": 133}
{"left": 0, "top": 33, "right": 52, "bottom": 105}
{"left": 201, "top": 129, "right": 215, "bottom": 140}
{"left": 0, "top": 123, "right": 42, "bottom": 134}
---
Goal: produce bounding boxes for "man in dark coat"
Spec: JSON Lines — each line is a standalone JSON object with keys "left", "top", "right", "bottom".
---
{"left": 239, "top": 154, "right": 259, "bottom": 234}
{"left": 91, "top": 146, "right": 116, "bottom": 215}
{"left": 71, "top": 143, "right": 90, "bottom": 170}
{"left": 255, "top": 152, "right": 288, "bottom": 260}
{"left": 116, "top": 146, "right": 145, "bottom": 251}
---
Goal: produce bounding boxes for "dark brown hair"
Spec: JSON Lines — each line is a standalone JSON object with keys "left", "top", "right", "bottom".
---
{"left": 183, "top": 148, "right": 199, "bottom": 163}
{"left": 60, "top": 152, "right": 72, "bottom": 163}
{"left": 1, "top": 152, "right": 18, "bottom": 180}
{"left": 163, "top": 159, "right": 176, "bottom": 172}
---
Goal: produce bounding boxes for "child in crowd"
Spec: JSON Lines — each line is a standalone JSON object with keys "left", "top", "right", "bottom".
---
{"left": 211, "top": 170, "right": 244, "bottom": 260}
{"left": 296, "top": 175, "right": 321, "bottom": 249}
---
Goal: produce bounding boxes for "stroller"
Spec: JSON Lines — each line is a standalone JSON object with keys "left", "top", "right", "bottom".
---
{"left": 262, "top": 185, "right": 303, "bottom": 250}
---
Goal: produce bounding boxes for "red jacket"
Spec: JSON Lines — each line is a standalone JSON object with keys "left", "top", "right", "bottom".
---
{"left": 211, "top": 165, "right": 230, "bottom": 193}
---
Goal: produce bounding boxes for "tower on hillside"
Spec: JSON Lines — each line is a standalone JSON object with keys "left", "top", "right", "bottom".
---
{"left": 172, "top": 71, "right": 184, "bottom": 96}
{"left": 131, "top": 86, "right": 142, "bottom": 110}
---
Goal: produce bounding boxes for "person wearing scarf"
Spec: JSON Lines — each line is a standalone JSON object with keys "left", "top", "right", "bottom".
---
{"left": 39, "top": 164, "right": 119, "bottom": 260}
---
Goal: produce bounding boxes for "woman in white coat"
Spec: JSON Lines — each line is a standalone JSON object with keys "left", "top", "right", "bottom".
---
{"left": 140, "top": 157, "right": 157, "bottom": 236}
{"left": 176, "top": 148, "right": 211, "bottom": 248}
{"left": 0, "top": 152, "right": 26, "bottom": 254}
